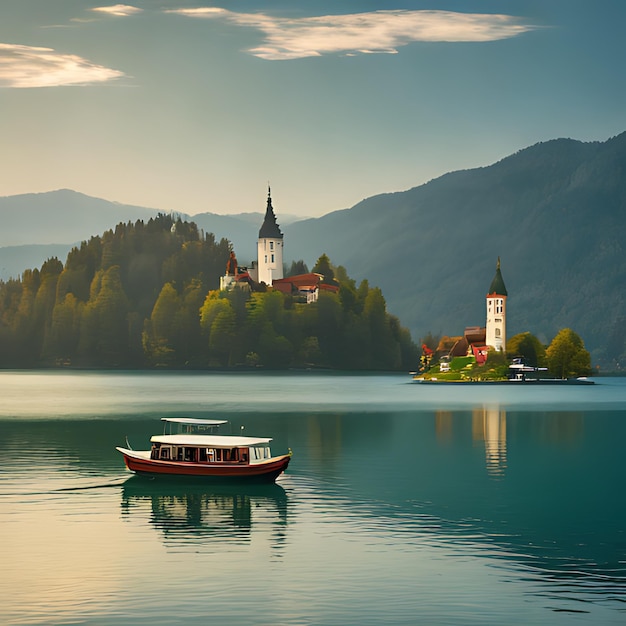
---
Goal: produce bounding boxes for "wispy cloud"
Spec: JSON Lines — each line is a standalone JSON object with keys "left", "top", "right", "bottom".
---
{"left": 0, "top": 43, "right": 125, "bottom": 88}
{"left": 92, "top": 4, "right": 143, "bottom": 17}
{"left": 166, "top": 8, "right": 537, "bottom": 60}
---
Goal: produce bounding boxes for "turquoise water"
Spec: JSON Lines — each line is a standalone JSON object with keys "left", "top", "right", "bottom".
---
{"left": 1, "top": 372, "right": 625, "bottom": 625}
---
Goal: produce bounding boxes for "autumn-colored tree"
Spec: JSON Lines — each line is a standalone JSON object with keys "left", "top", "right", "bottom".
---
{"left": 545, "top": 328, "right": 591, "bottom": 379}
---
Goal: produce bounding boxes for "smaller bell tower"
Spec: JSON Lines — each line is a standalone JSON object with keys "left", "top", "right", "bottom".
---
{"left": 485, "top": 258, "right": 507, "bottom": 352}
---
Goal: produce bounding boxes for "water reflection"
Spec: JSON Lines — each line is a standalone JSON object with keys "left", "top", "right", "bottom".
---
{"left": 472, "top": 406, "right": 507, "bottom": 477}
{"left": 435, "top": 407, "right": 508, "bottom": 476}
{"left": 120, "top": 478, "right": 289, "bottom": 553}
{"left": 435, "top": 407, "right": 587, "bottom": 479}
{"left": 434, "top": 410, "right": 453, "bottom": 441}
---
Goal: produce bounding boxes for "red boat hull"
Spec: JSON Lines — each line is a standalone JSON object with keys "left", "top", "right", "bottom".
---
{"left": 119, "top": 450, "right": 291, "bottom": 483}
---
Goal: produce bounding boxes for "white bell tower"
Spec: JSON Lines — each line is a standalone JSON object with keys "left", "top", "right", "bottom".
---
{"left": 256, "top": 186, "right": 284, "bottom": 285}
{"left": 485, "top": 258, "right": 507, "bottom": 352}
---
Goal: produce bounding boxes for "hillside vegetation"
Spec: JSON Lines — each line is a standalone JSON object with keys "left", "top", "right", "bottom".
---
{"left": 0, "top": 214, "right": 417, "bottom": 370}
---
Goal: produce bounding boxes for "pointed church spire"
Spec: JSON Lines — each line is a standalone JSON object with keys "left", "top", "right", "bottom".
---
{"left": 259, "top": 184, "right": 283, "bottom": 239}
{"left": 488, "top": 257, "right": 507, "bottom": 296}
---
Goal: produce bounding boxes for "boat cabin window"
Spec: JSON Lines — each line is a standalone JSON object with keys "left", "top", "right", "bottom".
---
{"left": 153, "top": 446, "right": 253, "bottom": 464}
{"left": 171, "top": 447, "right": 197, "bottom": 462}
{"left": 194, "top": 447, "right": 250, "bottom": 463}
{"left": 251, "top": 446, "right": 271, "bottom": 460}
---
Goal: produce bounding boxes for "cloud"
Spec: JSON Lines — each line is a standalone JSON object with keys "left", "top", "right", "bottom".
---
{"left": 92, "top": 4, "right": 143, "bottom": 17}
{"left": 0, "top": 43, "right": 126, "bottom": 88}
{"left": 166, "top": 8, "right": 537, "bottom": 60}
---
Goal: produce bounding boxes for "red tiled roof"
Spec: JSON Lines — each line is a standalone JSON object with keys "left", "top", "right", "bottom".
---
{"left": 272, "top": 273, "right": 324, "bottom": 287}
{"left": 272, "top": 273, "right": 339, "bottom": 294}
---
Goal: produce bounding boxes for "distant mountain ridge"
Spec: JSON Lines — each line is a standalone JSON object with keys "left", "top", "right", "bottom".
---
{"left": 0, "top": 189, "right": 306, "bottom": 249}
{"left": 2, "top": 131, "right": 626, "bottom": 365}
{"left": 0, "top": 189, "right": 161, "bottom": 247}
{"left": 0, "top": 190, "right": 302, "bottom": 280}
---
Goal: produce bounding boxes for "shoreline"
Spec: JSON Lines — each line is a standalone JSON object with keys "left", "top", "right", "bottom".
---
{"left": 412, "top": 377, "right": 595, "bottom": 385}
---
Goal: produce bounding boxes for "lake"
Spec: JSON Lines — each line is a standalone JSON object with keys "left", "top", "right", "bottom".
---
{"left": 1, "top": 371, "right": 625, "bottom": 625}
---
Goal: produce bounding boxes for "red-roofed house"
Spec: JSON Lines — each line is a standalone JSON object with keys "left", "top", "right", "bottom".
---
{"left": 272, "top": 273, "right": 339, "bottom": 303}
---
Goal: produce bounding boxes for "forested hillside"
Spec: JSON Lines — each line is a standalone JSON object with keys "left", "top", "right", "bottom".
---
{"left": 283, "top": 131, "right": 626, "bottom": 367}
{"left": 0, "top": 214, "right": 417, "bottom": 370}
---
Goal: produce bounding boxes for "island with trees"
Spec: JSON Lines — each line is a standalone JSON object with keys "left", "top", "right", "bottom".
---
{"left": 0, "top": 214, "right": 419, "bottom": 370}
{"left": 415, "top": 328, "right": 592, "bottom": 383}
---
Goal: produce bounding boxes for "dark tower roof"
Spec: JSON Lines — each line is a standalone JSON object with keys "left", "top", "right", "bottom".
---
{"left": 487, "top": 257, "right": 508, "bottom": 296}
{"left": 258, "top": 187, "right": 283, "bottom": 239}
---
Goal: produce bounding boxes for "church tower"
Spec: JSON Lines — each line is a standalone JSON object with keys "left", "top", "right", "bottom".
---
{"left": 485, "top": 258, "right": 507, "bottom": 352}
{"left": 256, "top": 187, "right": 284, "bottom": 285}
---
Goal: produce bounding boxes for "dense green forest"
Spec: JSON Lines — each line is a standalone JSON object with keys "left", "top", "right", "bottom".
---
{"left": 0, "top": 214, "right": 418, "bottom": 370}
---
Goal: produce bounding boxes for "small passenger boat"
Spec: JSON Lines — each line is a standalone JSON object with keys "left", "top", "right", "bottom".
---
{"left": 116, "top": 417, "right": 292, "bottom": 483}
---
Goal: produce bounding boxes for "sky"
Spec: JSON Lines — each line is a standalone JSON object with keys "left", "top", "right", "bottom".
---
{"left": 1, "top": 1, "right": 625, "bottom": 217}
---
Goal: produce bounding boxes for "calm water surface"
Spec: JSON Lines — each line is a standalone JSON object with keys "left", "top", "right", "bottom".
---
{"left": 1, "top": 371, "right": 625, "bottom": 625}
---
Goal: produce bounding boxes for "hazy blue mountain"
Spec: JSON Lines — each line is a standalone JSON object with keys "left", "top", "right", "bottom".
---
{"left": 282, "top": 132, "right": 626, "bottom": 362}
{"left": 0, "top": 244, "right": 75, "bottom": 282}
{"left": 0, "top": 189, "right": 163, "bottom": 280}
{"left": 0, "top": 189, "right": 162, "bottom": 247}
{"left": 0, "top": 190, "right": 305, "bottom": 279}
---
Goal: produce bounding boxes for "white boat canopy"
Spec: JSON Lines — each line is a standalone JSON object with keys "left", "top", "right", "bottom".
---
{"left": 160, "top": 417, "right": 228, "bottom": 426}
{"left": 151, "top": 434, "right": 272, "bottom": 447}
